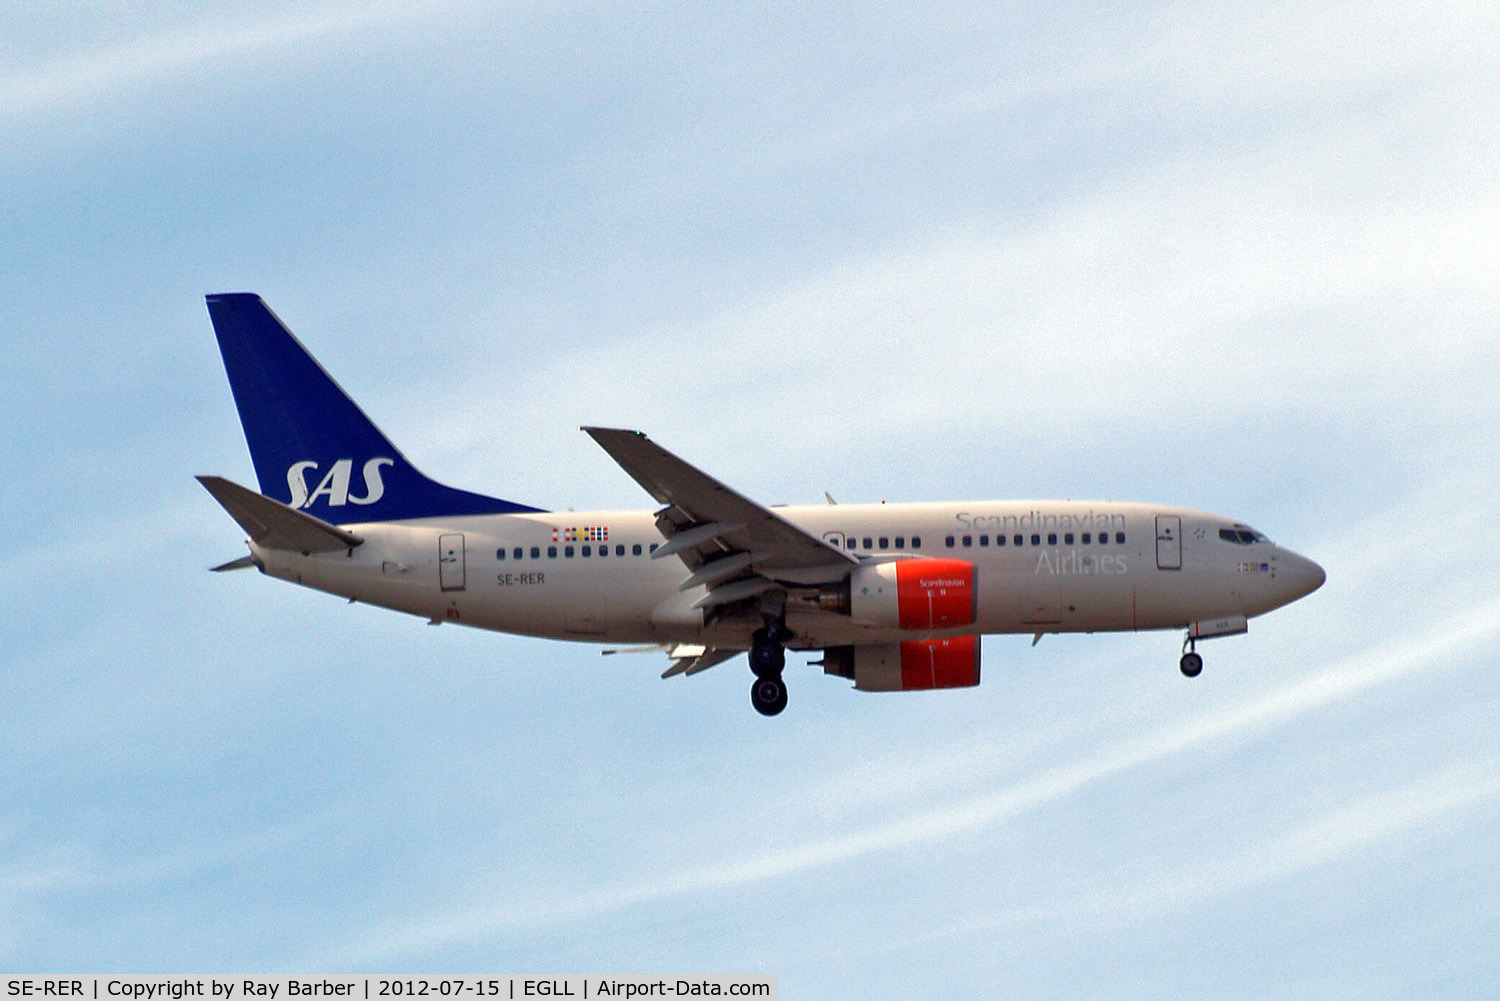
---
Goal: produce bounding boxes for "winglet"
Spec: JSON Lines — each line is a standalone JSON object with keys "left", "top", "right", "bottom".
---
{"left": 197, "top": 475, "right": 363, "bottom": 553}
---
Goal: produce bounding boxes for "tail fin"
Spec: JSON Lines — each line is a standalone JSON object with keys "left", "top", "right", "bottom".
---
{"left": 205, "top": 293, "right": 543, "bottom": 523}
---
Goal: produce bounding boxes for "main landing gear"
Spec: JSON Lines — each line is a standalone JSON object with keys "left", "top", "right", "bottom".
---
{"left": 1180, "top": 636, "right": 1204, "bottom": 678}
{"left": 749, "top": 618, "right": 791, "bottom": 717}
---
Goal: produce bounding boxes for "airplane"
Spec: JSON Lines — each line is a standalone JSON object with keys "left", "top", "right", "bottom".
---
{"left": 198, "top": 293, "right": 1326, "bottom": 716}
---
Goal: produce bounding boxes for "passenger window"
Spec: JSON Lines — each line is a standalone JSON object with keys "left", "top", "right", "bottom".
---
{"left": 1014, "top": 535, "right": 1023, "bottom": 547}
{"left": 945, "top": 536, "right": 955, "bottom": 548}
{"left": 616, "top": 545, "right": 625, "bottom": 556}
{"left": 878, "top": 537, "right": 889, "bottom": 549}
{"left": 531, "top": 546, "right": 541, "bottom": 559}
{"left": 1064, "top": 533, "right": 1074, "bottom": 545}
{"left": 979, "top": 534, "right": 989, "bottom": 547}
{"left": 863, "top": 538, "right": 874, "bottom": 549}
{"left": 895, "top": 536, "right": 906, "bottom": 549}
{"left": 598, "top": 545, "right": 607, "bottom": 558}
{"left": 1047, "top": 533, "right": 1057, "bottom": 545}
{"left": 496, "top": 549, "right": 505, "bottom": 560}
{"left": 649, "top": 543, "right": 658, "bottom": 553}
{"left": 962, "top": 535, "right": 972, "bottom": 547}
{"left": 632, "top": 544, "right": 642, "bottom": 556}
{"left": 547, "top": 546, "right": 557, "bottom": 558}
{"left": 1082, "top": 533, "right": 1092, "bottom": 544}
{"left": 1116, "top": 532, "right": 1126, "bottom": 544}
{"left": 996, "top": 534, "right": 1006, "bottom": 546}
{"left": 1031, "top": 534, "right": 1040, "bottom": 546}
{"left": 565, "top": 546, "right": 574, "bottom": 558}
{"left": 513, "top": 547, "right": 523, "bottom": 560}
{"left": 912, "top": 536, "right": 922, "bottom": 548}
{"left": 582, "top": 545, "right": 591, "bottom": 557}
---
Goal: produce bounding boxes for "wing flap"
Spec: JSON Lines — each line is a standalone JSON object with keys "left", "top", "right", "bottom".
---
{"left": 663, "top": 645, "right": 743, "bottom": 678}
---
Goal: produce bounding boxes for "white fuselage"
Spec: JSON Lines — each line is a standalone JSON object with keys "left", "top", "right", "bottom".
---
{"left": 249, "top": 499, "right": 1325, "bottom": 651}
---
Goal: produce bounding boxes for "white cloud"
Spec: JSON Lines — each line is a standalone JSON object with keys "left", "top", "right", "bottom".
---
{"left": 321, "top": 583, "right": 1500, "bottom": 966}
{"left": 0, "top": 1, "right": 459, "bottom": 125}
{"left": 423, "top": 127, "right": 1500, "bottom": 501}
{"left": 8, "top": 1, "right": 1500, "bottom": 983}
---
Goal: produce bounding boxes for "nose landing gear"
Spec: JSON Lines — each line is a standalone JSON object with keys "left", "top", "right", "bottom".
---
{"left": 1180, "top": 636, "right": 1204, "bottom": 678}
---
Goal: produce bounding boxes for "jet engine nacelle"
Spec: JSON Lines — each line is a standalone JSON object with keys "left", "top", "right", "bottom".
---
{"left": 822, "top": 635, "right": 981, "bottom": 692}
{"left": 845, "top": 557, "right": 976, "bottom": 630}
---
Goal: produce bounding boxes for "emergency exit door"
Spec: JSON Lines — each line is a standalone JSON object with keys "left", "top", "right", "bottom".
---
{"left": 1155, "top": 516, "right": 1182, "bottom": 571}
{"left": 439, "top": 533, "right": 466, "bottom": 591}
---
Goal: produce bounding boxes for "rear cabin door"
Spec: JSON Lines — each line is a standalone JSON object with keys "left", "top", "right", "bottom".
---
{"left": 439, "top": 533, "right": 466, "bottom": 591}
{"left": 1155, "top": 516, "right": 1182, "bottom": 571}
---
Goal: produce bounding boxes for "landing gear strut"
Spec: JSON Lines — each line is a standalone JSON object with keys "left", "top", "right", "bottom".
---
{"left": 1180, "top": 636, "right": 1204, "bottom": 678}
{"left": 749, "top": 617, "right": 791, "bottom": 716}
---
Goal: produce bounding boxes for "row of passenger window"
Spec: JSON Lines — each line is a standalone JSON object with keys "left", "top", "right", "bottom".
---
{"left": 498, "top": 543, "right": 658, "bottom": 560}
{"left": 945, "top": 531, "right": 1126, "bottom": 548}
{"left": 501, "top": 531, "right": 1130, "bottom": 561}
{"left": 840, "top": 531, "right": 1128, "bottom": 550}
{"left": 842, "top": 536, "right": 923, "bottom": 550}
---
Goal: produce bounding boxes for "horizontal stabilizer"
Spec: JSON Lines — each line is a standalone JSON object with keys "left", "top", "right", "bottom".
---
{"left": 210, "top": 555, "right": 257, "bottom": 572}
{"left": 197, "top": 475, "right": 363, "bottom": 553}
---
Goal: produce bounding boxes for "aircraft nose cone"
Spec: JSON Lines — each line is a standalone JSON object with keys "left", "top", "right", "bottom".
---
{"left": 1283, "top": 551, "right": 1326, "bottom": 600}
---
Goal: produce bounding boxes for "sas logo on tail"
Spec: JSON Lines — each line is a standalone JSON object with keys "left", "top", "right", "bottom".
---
{"left": 286, "top": 458, "right": 395, "bottom": 509}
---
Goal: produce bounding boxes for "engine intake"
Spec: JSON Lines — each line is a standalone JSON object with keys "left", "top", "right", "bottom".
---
{"left": 822, "top": 635, "right": 981, "bottom": 692}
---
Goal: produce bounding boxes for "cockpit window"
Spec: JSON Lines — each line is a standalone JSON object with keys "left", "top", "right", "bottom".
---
{"left": 1219, "top": 525, "right": 1270, "bottom": 545}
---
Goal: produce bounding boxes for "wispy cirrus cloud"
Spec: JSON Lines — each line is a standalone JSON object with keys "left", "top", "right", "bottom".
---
{"left": 320, "top": 582, "right": 1500, "bottom": 966}
{"left": 0, "top": 1, "right": 460, "bottom": 125}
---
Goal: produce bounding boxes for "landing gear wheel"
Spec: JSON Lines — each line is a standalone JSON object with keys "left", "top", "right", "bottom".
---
{"left": 751, "top": 676, "right": 788, "bottom": 716}
{"left": 1180, "top": 651, "right": 1204, "bottom": 678}
{"left": 749, "top": 628, "right": 787, "bottom": 678}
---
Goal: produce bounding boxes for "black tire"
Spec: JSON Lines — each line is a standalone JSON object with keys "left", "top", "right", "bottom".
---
{"left": 1180, "top": 652, "right": 1204, "bottom": 678}
{"left": 749, "top": 634, "right": 786, "bottom": 678}
{"left": 751, "top": 676, "right": 788, "bottom": 716}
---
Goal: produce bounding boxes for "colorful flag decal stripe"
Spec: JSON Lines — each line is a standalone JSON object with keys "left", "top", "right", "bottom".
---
{"left": 552, "top": 526, "right": 610, "bottom": 542}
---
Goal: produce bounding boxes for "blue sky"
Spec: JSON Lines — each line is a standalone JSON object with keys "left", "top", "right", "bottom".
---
{"left": 3, "top": 1, "right": 1498, "bottom": 993}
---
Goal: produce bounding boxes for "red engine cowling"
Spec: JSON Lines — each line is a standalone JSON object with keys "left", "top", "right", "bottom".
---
{"left": 822, "top": 635, "right": 981, "bottom": 692}
{"left": 847, "top": 558, "right": 976, "bottom": 630}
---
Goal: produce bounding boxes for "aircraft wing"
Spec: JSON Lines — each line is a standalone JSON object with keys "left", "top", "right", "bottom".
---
{"left": 584, "top": 428, "right": 856, "bottom": 597}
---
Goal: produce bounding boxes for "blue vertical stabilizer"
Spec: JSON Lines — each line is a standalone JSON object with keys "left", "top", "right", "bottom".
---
{"left": 206, "top": 293, "right": 543, "bottom": 523}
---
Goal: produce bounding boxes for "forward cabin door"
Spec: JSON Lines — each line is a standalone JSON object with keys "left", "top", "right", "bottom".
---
{"left": 1155, "top": 516, "right": 1182, "bottom": 571}
{"left": 439, "top": 533, "right": 466, "bottom": 591}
